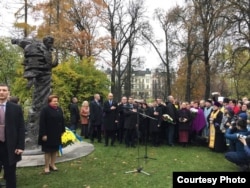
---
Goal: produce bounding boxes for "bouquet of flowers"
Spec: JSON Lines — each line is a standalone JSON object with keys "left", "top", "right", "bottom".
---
{"left": 190, "top": 108, "right": 198, "bottom": 119}
{"left": 59, "top": 127, "right": 83, "bottom": 156}
{"left": 162, "top": 114, "right": 174, "bottom": 124}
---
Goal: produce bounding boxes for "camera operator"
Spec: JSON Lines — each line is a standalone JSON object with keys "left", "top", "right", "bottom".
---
{"left": 238, "top": 136, "right": 250, "bottom": 157}
{"left": 226, "top": 114, "right": 239, "bottom": 151}
{"left": 224, "top": 119, "right": 250, "bottom": 172}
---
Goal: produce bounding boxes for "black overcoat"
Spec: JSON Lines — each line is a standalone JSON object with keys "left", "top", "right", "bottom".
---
{"left": 149, "top": 106, "right": 162, "bottom": 133}
{"left": 138, "top": 107, "right": 150, "bottom": 131}
{"left": 38, "top": 105, "right": 65, "bottom": 146}
{"left": 117, "top": 103, "right": 127, "bottom": 129}
{"left": 103, "top": 100, "right": 118, "bottom": 131}
{"left": 5, "top": 101, "right": 25, "bottom": 165}
{"left": 89, "top": 100, "right": 103, "bottom": 126}
{"left": 69, "top": 103, "right": 80, "bottom": 125}
{"left": 123, "top": 104, "right": 137, "bottom": 130}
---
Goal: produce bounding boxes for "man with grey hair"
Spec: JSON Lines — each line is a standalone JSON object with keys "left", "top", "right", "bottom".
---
{"left": 69, "top": 97, "right": 80, "bottom": 133}
{"left": 103, "top": 93, "right": 118, "bottom": 146}
{"left": 89, "top": 94, "right": 103, "bottom": 143}
{"left": 164, "top": 95, "right": 178, "bottom": 146}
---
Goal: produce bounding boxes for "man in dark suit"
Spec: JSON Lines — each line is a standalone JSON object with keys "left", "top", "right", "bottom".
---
{"left": 117, "top": 96, "right": 128, "bottom": 144}
{"left": 89, "top": 94, "right": 103, "bottom": 143}
{"left": 123, "top": 97, "right": 138, "bottom": 148}
{"left": 69, "top": 97, "right": 80, "bottom": 133}
{"left": 103, "top": 93, "right": 118, "bottom": 146}
{"left": 0, "top": 83, "right": 25, "bottom": 188}
{"left": 165, "top": 95, "right": 178, "bottom": 146}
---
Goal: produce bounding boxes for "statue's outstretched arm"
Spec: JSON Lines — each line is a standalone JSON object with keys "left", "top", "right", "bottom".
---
{"left": 11, "top": 38, "right": 33, "bottom": 49}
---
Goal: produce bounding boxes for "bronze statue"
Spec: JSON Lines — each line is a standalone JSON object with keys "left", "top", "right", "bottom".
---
{"left": 12, "top": 36, "right": 58, "bottom": 149}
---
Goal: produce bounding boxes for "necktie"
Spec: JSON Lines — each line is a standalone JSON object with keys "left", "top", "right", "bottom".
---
{"left": 109, "top": 100, "right": 112, "bottom": 106}
{"left": 0, "top": 105, "right": 5, "bottom": 142}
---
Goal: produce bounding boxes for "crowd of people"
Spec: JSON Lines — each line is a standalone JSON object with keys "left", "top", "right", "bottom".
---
{"left": 1, "top": 85, "right": 250, "bottom": 188}
{"left": 78, "top": 93, "right": 250, "bottom": 172}
{"left": 82, "top": 94, "right": 250, "bottom": 148}
{"left": 30, "top": 93, "right": 250, "bottom": 175}
{"left": 81, "top": 94, "right": 180, "bottom": 148}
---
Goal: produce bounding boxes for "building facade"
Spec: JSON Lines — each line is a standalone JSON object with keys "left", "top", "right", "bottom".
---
{"left": 105, "top": 68, "right": 166, "bottom": 100}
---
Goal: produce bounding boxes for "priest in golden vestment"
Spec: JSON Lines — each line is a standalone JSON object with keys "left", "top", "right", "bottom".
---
{"left": 207, "top": 101, "right": 227, "bottom": 152}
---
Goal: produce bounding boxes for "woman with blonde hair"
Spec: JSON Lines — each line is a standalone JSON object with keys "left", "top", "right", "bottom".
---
{"left": 80, "top": 100, "right": 90, "bottom": 138}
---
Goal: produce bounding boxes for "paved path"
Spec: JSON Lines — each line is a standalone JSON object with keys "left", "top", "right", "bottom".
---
{"left": 17, "top": 141, "right": 94, "bottom": 167}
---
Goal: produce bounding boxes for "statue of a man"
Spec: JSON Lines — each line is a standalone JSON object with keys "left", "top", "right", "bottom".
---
{"left": 12, "top": 36, "right": 58, "bottom": 89}
{"left": 12, "top": 36, "right": 58, "bottom": 149}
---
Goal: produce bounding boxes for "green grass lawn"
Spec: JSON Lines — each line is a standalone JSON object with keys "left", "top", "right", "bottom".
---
{"left": 16, "top": 139, "right": 237, "bottom": 188}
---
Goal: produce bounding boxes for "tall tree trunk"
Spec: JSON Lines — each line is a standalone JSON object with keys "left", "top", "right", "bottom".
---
{"left": 185, "top": 60, "right": 192, "bottom": 102}
{"left": 24, "top": 0, "right": 28, "bottom": 37}
{"left": 204, "top": 45, "right": 210, "bottom": 100}
{"left": 165, "top": 33, "right": 171, "bottom": 95}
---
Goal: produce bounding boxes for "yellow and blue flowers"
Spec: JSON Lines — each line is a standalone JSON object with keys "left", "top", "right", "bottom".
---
{"left": 59, "top": 127, "right": 83, "bottom": 156}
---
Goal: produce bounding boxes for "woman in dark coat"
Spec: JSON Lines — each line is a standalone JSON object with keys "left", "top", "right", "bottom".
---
{"left": 177, "top": 102, "right": 192, "bottom": 147}
{"left": 38, "top": 94, "right": 65, "bottom": 174}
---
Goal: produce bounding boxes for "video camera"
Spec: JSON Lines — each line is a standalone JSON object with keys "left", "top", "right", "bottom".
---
{"left": 236, "top": 134, "right": 250, "bottom": 142}
{"left": 236, "top": 134, "right": 250, "bottom": 140}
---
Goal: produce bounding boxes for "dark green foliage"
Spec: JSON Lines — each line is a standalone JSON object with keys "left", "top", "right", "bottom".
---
{"left": 52, "top": 57, "right": 110, "bottom": 123}
{"left": 0, "top": 37, "right": 22, "bottom": 85}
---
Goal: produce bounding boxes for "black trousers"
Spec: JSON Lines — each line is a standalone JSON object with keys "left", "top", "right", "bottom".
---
{"left": 117, "top": 124, "right": 124, "bottom": 144}
{"left": 0, "top": 142, "right": 17, "bottom": 188}
{"left": 89, "top": 125, "right": 102, "bottom": 142}
{"left": 104, "top": 130, "right": 116, "bottom": 146}
{"left": 124, "top": 129, "right": 136, "bottom": 147}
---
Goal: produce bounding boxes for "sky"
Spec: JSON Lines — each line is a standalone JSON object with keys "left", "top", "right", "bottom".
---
{"left": 142, "top": 0, "right": 185, "bottom": 69}
{"left": 0, "top": 1, "right": 22, "bottom": 37}
{"left": 0, "top": 0, "right": 185, "bottom": 69}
